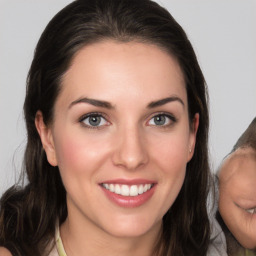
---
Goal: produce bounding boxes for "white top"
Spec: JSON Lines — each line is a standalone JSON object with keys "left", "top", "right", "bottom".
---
{"left": 207, "top": 217, "right": 228, "bottom": 256}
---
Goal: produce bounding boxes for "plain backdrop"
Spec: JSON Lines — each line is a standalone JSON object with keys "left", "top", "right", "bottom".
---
{"left": 1, "top": 0, "right": 256, "bottom": 196}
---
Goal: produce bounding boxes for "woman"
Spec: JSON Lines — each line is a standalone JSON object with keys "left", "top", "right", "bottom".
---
{"left": 217, "top": 118, "right": 256, "bottom": 256}
{"left": 0, "top": 0, "right": 212, "bottom": 255}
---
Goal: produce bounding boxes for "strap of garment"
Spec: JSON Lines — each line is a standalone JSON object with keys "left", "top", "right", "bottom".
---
{"left": 55, "top": 226, "right": 68, "bottom": 256}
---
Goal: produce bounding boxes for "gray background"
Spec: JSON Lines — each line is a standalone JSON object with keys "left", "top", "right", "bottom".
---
{"left": 1, "top": 0, "right": 256, "bottom": 195}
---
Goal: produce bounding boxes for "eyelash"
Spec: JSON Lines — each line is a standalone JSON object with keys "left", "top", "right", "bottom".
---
{"left": 235, "top": 203, "right": 256, "bottom": 215}
{"left": 78, "top": 112, "right": 177, "bottom": 129}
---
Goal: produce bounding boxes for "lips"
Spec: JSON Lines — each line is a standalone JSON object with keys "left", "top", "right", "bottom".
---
{"left": 100, "top": 179, "right": 156, "bottom": 208}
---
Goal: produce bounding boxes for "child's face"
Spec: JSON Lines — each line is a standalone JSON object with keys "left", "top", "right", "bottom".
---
{"left": 219, "top": 147, "right": 256, "bottom": 249}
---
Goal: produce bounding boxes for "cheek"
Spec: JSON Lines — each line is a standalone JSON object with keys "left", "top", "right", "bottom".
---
{"left": 219, "top": 191, "right": 237, "bottom": 228}
{"left": 230, "top": 214, "right": 256, "bottom": 249}
{"left": 241, "top": 217, "right": 256, "bottom": 248}
{"left": 150, "top": 132, "right": 190, "bottom": 173}
{"left": 149, "top": 132, "right": 189, "bottom": 207}
{"left": 153, "top": 139, "right": 188, "bottom": 215}
{"left": 53, "top": 130, "right": 109, "bottom": 175}
{"left": 219, "top": 194, "right": 256, "bottom": 248}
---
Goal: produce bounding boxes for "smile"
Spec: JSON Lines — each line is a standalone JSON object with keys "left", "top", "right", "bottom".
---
{"left": 102, "top": 183, "right": 153, "bottom": 197}
{"left": 100, "top": 180, "right": 156, "bottom": 208}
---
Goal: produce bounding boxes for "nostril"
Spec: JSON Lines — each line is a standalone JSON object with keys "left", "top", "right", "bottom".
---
{"left": 112, "top": 143, "right": 148, "bottom": 170}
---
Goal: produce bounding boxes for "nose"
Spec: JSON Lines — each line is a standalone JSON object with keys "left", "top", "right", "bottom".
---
{"left": 112, "top": 126, "right": 149, "bottom": 170}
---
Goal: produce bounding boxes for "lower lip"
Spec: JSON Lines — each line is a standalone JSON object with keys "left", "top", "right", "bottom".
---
{"left": 100, "top": 185, "right": 156, "bottom": 208}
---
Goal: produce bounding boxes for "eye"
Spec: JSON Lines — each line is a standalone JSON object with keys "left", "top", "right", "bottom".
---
{"left": 235, "top": 202, "right": 256, "bottom": 215}
{"left": 80, "top": 113, "right": 109, "bottom": 128}
{"left": 148, "top": 113, "right": 176, "bottom": 126}
{"left": 245, "top": 207, "right": 256, "bottom": 214}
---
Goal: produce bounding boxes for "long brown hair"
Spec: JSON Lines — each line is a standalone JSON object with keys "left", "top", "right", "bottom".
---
{"left": 0, "top": 0, "right": 211, "bottom": 255}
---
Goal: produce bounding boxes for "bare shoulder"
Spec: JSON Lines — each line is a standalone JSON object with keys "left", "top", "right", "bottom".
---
{"left": 0, "top": 247, "right": 12, "bottom": 256}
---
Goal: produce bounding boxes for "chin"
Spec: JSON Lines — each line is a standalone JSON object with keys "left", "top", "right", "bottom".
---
{"left": 233, "top": 233, "right": 256, "bottom": 250}
{"left": 103, "top": 217, "right": 161, "bottom": 239}
{"left": 240, "top": 241, "right": 256, "bottom": 251}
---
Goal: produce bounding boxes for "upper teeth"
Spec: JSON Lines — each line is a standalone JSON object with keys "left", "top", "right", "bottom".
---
{"left": 102, "top": 183, "right": 152, "bottom": 197}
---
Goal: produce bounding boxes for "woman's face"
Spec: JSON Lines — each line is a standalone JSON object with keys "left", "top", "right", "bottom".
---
{"left": 219, "top": 148, "right": 256, "bottom": 249}
{"left": 37, "top": 41, "right": 198, "bottom": 238}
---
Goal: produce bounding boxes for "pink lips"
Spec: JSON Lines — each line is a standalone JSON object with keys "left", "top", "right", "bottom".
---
{"left": 100, "top": 179, "right": 156, "bottom": 208}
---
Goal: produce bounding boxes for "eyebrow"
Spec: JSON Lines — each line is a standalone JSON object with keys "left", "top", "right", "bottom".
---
{"left": 69, "top": 96, "right": 184, "bottom": 110}
{"left": 147, "top": 96, "right": 184, "bottom": 108}
{"left": 69, "top": 97, "right": 114, "bottom": 109}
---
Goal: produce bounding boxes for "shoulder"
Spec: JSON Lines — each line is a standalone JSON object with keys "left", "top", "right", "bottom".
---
{"left": 207, "top": 217, "right": 228, "bottom": 256}
{"left": 0, "top": 247, "right": 12, "bottom": 256}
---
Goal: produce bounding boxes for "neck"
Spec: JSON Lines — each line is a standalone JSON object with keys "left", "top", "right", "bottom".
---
{"left": 60, "top": 204, "right": 162, "bottom": 256}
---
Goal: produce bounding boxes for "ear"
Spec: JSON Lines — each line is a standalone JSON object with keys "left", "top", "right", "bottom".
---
{"left": 187, "top": 113, "right": 199, "bottom": 162}
{"left": 35, "top": 111, "right": 58, "bottom": 166}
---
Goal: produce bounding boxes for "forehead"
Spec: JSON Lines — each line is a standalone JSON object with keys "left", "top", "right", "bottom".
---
{"left": 219, "top": 148, "right": 256, "bottom": 188}
{"left": 59, "top": 40, "right": 186, "bottom": 105}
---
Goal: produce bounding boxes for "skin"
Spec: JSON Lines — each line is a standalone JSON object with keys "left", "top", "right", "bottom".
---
{"left": 36, "top": 40, "right": 199, "bottom": 256}
{"left": 0, "top": 247, "right": 12, "bottom": 256}
{"left": 219, "top": 147, "right": 256, "bottom": 250}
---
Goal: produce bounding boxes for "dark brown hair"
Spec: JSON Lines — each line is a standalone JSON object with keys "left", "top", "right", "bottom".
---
{"left": 232, "top": 117, "right": 256, "bottom": 152}
{"left": 0, "top": 0, "right": 211, "bottom": 255}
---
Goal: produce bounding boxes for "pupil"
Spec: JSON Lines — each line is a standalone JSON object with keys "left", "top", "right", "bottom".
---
{"left": 154, "top": 115, "right": 165, "bottom": 125}
{"left": 89, "top": 116, "right": 101, "bottom": 126}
